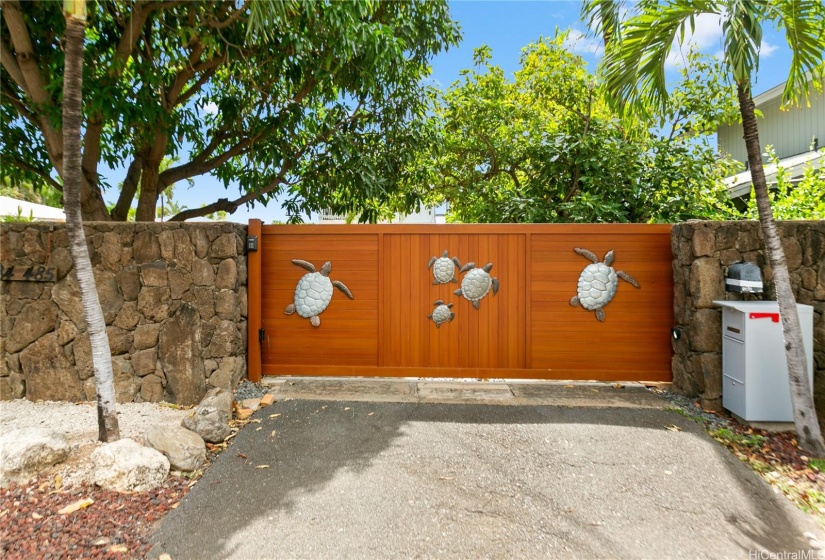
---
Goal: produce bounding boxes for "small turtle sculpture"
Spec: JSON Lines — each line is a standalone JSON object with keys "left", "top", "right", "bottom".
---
{"left": 427, "top": 300, "right": 455, "bottom": 328}
{"left": 570, "top": 248, "right": 639, "bottom": 322}
{"left": 284, "top": 259, "right": 354, "bottom": 327}
{"left": 427, "top": 250, "right": 461, "bottom": 284}
{"left": 454, "top": 262, "right": 499, "bottom": 309}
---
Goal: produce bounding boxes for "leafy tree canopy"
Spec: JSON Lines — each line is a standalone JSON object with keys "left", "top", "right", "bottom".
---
{"left": 403, "top": 34, "right": 741, "bottom": 224}
{"left": 1, "top": 0, "right": 460, "bottom": 222}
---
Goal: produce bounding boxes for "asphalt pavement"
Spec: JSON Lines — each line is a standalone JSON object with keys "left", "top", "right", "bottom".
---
{"left": 149, "top": 381, "right": 823, "bottom": 559}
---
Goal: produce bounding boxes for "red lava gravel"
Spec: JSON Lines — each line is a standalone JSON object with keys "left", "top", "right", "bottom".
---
{"left": 0, "top": 476, "right": 190, "bottom": 559}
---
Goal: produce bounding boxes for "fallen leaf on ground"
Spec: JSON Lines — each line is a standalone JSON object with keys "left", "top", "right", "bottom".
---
{"left": 344, "top": 407, "right": 350, "bottom": 411}
{"left": 250, "top": 419, "right": 262, "bottom": 424}
{"left": 58, "top": 498, "right": 94, "bottom": 515}
{"left": 665, "top": 424, "right": 682, "bottom": 432}
{"left": 159, "top": 554, "right": 172, "bottom": 560}
{"left": 368, "top": 412, "right": 375, "bottom": 416}
{"left": 237, "top": 452, "right": 248, "bottom": 459}
{"left": 270, "top": 430, "right": 277, "bottom": 438}
{"left": 256, "top": 427, "right": 262, "bottom": 431}
{"left": 269, "top": 414, "right": 281, "bottom": 418}
{"left": 54, "top": 474, "right": 62, "bottom": 489}
{"left": 31, "top": 512, "right": 42, "bottom": 519}
{"left": 255, "top": 465, "right": 270, "bottom": 469}
{"left": 613, "top": 383, "right": 624, "bottom": 389}
{"left": 564, "top": 385, "right": 575, "bottom": 389}
{"left": 92, "top": 537, "right": 111, "bottom": 546}
{"left": 109, "top": 544, "right": 128, "bottom": 553}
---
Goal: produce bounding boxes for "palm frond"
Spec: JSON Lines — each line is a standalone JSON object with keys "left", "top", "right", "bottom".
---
{"left": 768, "top": 0, "right": 825, "bottom": 106}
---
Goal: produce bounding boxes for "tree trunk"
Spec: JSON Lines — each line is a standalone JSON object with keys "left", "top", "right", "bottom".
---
{"left": 63, "top": 4, "right": 120, "bottom": 442}
{"left": 736, "top": 82, "right": 824, "bottom": 455}
{"left": 135, "top": 133, "right": 169, "bottom": 221}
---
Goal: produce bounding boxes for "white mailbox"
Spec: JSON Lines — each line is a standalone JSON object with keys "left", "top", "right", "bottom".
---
{"left": 714, "top": 300, "right": 814, "bottom": 422}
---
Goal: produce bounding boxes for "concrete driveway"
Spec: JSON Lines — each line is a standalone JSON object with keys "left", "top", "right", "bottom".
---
{"left": 149, "top": 381, "right": 822, "bottom": 559}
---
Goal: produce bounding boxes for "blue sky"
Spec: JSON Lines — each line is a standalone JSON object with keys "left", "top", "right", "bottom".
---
{"left": 116, "top": 0, "right": 795, "bottom": 224}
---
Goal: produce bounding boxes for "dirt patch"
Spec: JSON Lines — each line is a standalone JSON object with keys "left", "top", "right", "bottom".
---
{"left": 0, "top": 399, "right": 197, "bottom": 558}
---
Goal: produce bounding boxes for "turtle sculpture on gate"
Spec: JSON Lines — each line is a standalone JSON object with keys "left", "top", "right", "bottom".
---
{"left": 427, "top": 250, "right": 461, "bottom": 284}
{"left": 284, "top": 259, "right": 354, "bottom": 327}
{"left": 454, "top": 262, "right": 499, "bottom": 309}
{"left": 569, "top": 248, "right": 639, "bottom": 322}
{"left": 428, "top": 300, "right": 455, "bottom": 328}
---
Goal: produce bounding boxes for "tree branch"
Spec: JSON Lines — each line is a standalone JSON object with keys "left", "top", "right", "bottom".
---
{"left": 158, "top": 134, "right": 258, "bottom": 189}
{"left": 82, "top": 118, "right": 102, "bottom": 185}
{"left": 5, "top": 157, "right": 64, "bottom": 192}
{"left": 207, "top": 0, "right": 250, "bottom": 29}
{"left": 176, "top": 64, "right": 219, "bottom": 106}
{"left": 0, "top": 38, "right": 26, "bottom": 92}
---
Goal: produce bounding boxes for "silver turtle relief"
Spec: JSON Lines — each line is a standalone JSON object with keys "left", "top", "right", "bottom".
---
{"left": 454, "top": 262, "right": 499, "bottom": 310}
{"left": 427, "top": 250, "right": 461, "bottom": 284}
{"left": 569, "top": 248, "right": 639, "bottom": 322}
{"left": 284, "top": 259, "right": 354, "bottom": 327}
{"left": 428, "top": 300, "right": 455, "bottom": 328}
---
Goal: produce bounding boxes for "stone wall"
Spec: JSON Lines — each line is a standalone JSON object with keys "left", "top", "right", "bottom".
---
{"left": 0, "top": 222, "right": 248, "bottom": 406}
{"left": 671, "top": 220, "right": 825, "bottom": 415}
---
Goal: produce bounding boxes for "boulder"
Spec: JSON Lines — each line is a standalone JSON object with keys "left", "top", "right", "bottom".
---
{"left": 140, "top": 262, "right": 168, "bottom": 287}
{"left": 0, "top": 428, "right": 70, "bottom": 486}
{"left": 137, "top": 287, "right": 171, "bottom": 322}
{"left": 208, "top": 357, "right": 245, "bottom": 392}
{"left": 145, "top": 426, "right": 206, "bottom": 472}
{"left": 190, "top": 227, "right": 210, "bottom": 259}
{"left": 7, "top": 300, "right": 58, "bottom": 354}
{"left": 133, "top": 230, "right": 161, "bottom": 264}
{"left": 192, "top": 259, "right": 215, "bottom": 286}
{"left": 21, "top": 333, "right": 84, "bottom": 401}
{"left": 200, "top": 387, "right": 233, "bottom": 423}
{"left": 182, "top": 406, "right": 231, "bottom": 443}
{"left": 114, "top": 301, "right": 141, "bottom": 330}
{"left": 210, "top": 233, "right": 237, "bottom": 259}
{"left": 159, "top": 304, "right": 205, "bottom": 406}
{"left": 689, "top": 258, "right": 724, "bottom": 309}
{"left": 133, "top": 324, "right": 161, "bottom": 350}
{"left": 91, "top": 438, "right": 169, "bottom": 492}
{"left": 214, "top": 259, "right": 237, "bottom": 290}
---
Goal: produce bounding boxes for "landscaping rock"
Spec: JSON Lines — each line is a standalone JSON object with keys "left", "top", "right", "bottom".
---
{"left": 208, "top": 356, "right": 244, "bottom": 392}
{"left": 200, "top": 387, "right": 233, "bottom": 423}
{"left": 181, "top": 406, "right": 231, "bottom": 443}
{"left": 145, "top": 425, "right": 206, "bottom": 472}
{"left": 0, "top": 428, "right": 70, "bottom": 486}
{"left": 91, "top": 438, "right": 170, "bottom": 492}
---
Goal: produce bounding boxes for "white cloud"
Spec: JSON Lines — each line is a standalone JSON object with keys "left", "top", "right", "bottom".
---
{"left": 760, "top": 40, "right": 779, "bottom": 57}
{"left": 665, "top": 12, "right": 724, "bottom": 69}
{"left": 203, "top": 102, "right": 218, "bottom": 115}
{"left": 564, "top": 29, "right": 604, "bottom": 58}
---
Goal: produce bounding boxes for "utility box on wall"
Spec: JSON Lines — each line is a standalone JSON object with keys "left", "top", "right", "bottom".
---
{"left": 714, "top": 300, "right": 814, "bottom": 422}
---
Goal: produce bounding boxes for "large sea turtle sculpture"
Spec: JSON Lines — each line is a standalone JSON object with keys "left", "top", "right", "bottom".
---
{"left": 284, "top": 259, "right": 354, "bottom": 327}
{"left": 427, "top": 250, "right": 461, "bottom": 284}
{"left": 569, "top": 248, "right": 639, "bottom": 322}
{"left": 428, "top": 300, "right": 455, "bottom": 328}
{"left": 454, "top": 262, "right": 499, "bottom": 309}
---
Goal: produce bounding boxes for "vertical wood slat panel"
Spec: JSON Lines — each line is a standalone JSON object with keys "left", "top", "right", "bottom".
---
{"left": 257, "top": 224, "right": 672, "bottom": 381}
{"left": 247, "top": 219, "right": 262, "bottom": 382}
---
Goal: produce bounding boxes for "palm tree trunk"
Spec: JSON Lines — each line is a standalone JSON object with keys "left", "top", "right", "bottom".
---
{"left": 63, "top": 2, "right": 120, "bottom": 442}
{"left": 736, "top": 82, "right": 824, "bottom": 455}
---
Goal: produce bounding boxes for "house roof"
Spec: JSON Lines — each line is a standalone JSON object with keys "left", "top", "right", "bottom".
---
{"left": 723, "top": 150, "right": 824, "bottom": 198}
{"left": 0, "top": 196, "right": 66, "bottom": 221}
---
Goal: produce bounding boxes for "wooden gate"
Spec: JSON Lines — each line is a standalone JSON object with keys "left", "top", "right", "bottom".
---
{"left": 247, "top": 221, "right": 673, "bottom": 382}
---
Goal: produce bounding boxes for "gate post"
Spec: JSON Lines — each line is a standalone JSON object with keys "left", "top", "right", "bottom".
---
{"left": 247, "top": 219, "right": 262, "bottom": 382}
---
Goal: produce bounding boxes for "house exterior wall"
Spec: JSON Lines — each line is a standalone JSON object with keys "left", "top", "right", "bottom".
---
{"left": 718, "top": 87, "right": 824, "bottom": 164}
